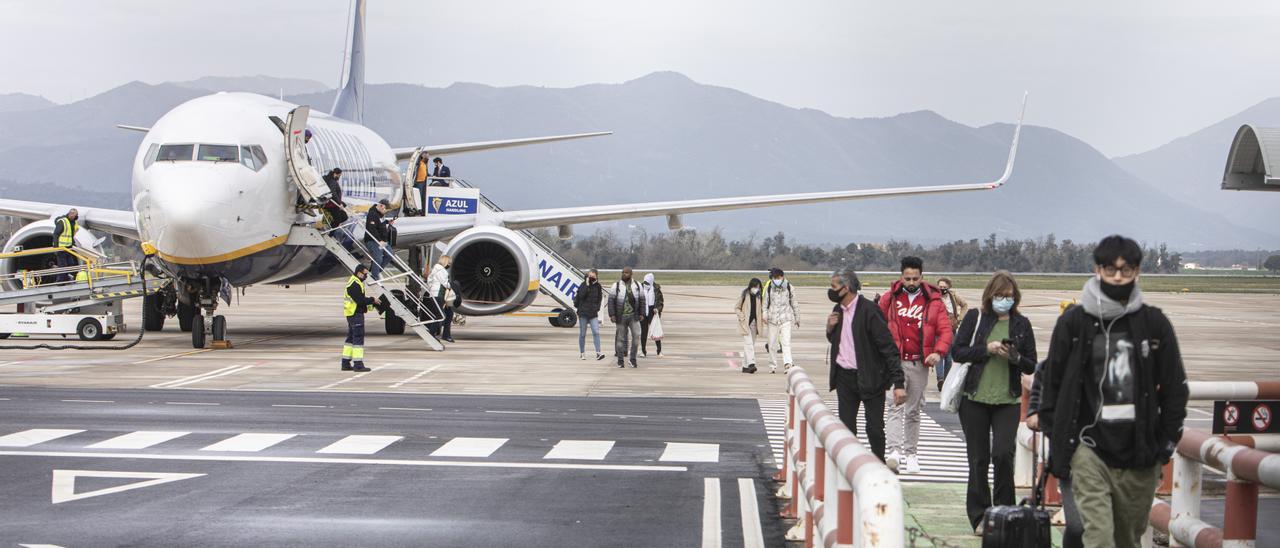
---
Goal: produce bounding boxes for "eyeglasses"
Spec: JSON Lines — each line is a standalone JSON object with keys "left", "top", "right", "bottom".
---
{"left": 1101, "top": 265, "right": 1137, "bottom": 277}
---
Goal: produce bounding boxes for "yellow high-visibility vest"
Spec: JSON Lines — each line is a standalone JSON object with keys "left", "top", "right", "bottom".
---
{"left": 57, "top": 217, "right": 75, "bottom": 247}
{"left": 75, "top": 270, "right": 89, "bottom": 282}
{"left": 342, "top": 275, "right": 368, "bottom": 317}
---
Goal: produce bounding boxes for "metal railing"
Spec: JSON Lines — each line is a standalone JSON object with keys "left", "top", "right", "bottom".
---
{"left": 324, "top": 220, "right": 443, "bottom": 331}
{"left": 778, "top": 366, "right": 903, "bottom": 547}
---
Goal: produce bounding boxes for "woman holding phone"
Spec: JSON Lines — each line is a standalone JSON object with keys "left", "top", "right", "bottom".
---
{"left": 950, "top": 270, "right": 1038, "bottom": 534}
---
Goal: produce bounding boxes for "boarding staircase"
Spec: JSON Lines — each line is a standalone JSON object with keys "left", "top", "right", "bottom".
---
{"left": 307, "top": 221, "right": 445, "bottom": 351}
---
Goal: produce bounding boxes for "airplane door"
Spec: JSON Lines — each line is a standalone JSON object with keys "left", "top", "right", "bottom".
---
{"left": 283, "top": 106, "right": 331, "bottom": 203}
{"left": 403, "top": 147, "right": 425, "bottom": 213}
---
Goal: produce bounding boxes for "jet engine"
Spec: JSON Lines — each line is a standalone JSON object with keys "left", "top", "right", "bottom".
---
{"left": 0, "top": 219, "right": 103, "bottom": 291}
{"left": 443, "top": 226, "right": 539, "bottom": 316}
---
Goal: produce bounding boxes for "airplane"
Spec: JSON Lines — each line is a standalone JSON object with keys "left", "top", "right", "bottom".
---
{"left": 0, "top": 0, "right": 1025, "bottom": 349}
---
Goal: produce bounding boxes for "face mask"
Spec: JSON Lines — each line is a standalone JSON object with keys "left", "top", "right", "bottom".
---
{"left": 587, "top": 277, "right": 597, "bottom": 285}
{"left": 992, "top": 296, "right": 1015, "bottom": 314}
{"left": 827, "top": 288, "right": 844, "bottom": 303}
{"left": 772, "top": 279, "right": 783, "bottom": 287}
{"left": 940, "top": 288, "right": 949, "bottom": 295}
{"left": 750, "top": 287, "right": 759, "bottom": 295}
{"left": 1100, "top": 279, "right": 1135, "bottom": 302}
{"left": 905, "top": 285, "right": 921, "bottom": 295}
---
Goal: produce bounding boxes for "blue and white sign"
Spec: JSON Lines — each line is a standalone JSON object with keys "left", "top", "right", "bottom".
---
{"left": 426, "top": 188, "right": 480, "bottom": 215}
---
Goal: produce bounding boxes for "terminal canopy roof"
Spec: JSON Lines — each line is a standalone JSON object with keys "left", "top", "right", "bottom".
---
{"left": 1223, "top": 124, "right": 1280, "bottom": 192}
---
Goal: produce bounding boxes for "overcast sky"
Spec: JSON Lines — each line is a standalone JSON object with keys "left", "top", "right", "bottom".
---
{"left": 4, "top": 1, "right": 1279, "bottom": 156}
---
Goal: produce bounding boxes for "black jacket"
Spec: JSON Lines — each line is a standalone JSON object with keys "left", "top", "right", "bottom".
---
{"left": 323, "top": 173, "right": 344, "bottom": 206}
{"left": 826, "top": 295, "right": 905, "bottom": 398}
{"left": 950, "top": 309, "right": 1038, "bottom": 399}
{"left": 645, "top": 282, "right": 664, "bottom": 316}
{"left": 51, "top": 215, "right": 76, "bottom": 247}
{"left": 573, "top": 280, "right": 603, "bottom": 319}
{"left": 346, "top": 278, "right": 378, "bottom": 311}
{"left": 1038, "top": 305, "right": 1189, "bottom": 478}
{"left": 365, "top": 208, "right": 389, "bottom": 241}
{"left": 606, "top": 280, "right": 647, "bottom": 320}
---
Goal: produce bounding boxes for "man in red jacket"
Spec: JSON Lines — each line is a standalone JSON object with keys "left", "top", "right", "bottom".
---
{"left": 878, "top": 256, "right": 953, "bottom": 474}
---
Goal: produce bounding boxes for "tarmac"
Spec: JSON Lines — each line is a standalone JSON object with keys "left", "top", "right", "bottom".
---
{"left": 0, "top": 282, "right": 1275, "bottom": 547}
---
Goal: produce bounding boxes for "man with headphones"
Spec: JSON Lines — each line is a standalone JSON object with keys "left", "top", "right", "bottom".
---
{"left": 1037, "top": 235, "right": 1188, "bottom": 548}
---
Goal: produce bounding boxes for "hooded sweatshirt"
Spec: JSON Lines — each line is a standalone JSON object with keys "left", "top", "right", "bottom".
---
{"left": 1039, "top": 277, "right": 1188, "bottom": 476}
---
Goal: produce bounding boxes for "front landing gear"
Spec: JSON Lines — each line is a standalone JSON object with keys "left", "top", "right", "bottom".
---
{"left": 184, "top": 277, "right": 230, "bottom": 349}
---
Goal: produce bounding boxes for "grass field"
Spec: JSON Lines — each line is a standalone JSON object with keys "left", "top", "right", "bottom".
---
{"left": 601, "top": 271, "right": 1280, "bottom": 293}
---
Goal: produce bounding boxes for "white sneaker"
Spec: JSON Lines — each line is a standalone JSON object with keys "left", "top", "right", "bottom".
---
{"left": 580, "top": 353, "right": 586, "bottom": 360}
{"left": 886, "top": 451, "right": 901, "bottom": 473}
{"left": 904, "top": 455, "right": 921, "bottom": 474}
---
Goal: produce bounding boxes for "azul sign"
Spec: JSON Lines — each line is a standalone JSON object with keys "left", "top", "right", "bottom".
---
{"left": 426, "top": 188, "right": 481, "bottom": 215}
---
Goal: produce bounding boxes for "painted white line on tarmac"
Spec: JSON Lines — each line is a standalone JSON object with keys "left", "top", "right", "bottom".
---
{"left": 0, "top": 429, "right": 84, "bottom": 447}
{"left": 0, "top": 450, "right": 690, "bottom": 472}
{"left": 430, "top": 437, "right": 508, "bottom": 458}
{"left": 319, "top": 367, "right": 379, "bottom": 390}
{"left": 738, "top": 478, "right": 765, "bottom": 548}
{"left": 485, "top": 410, "right": 540, "bottom": 415}
{"left": 543, "top": 440, "right": 615, "bottom": 461}
{"left": 389, "top": 364, "right": 443, "bottom": 388}
{"left": 271, "top": 404, "right": 328, "bottom": 409}
{"left": 150, "top": 365, "right": 251, "bottom": 389}
{"left": 164, "top": 401, "right": 219, "bottom": 406}
{"left": 702, "top": 417, "right": 756, "bottom": 423}
{"left": 379, "top": 407, "right": 432, "bottom": 412}
{"left": 88, "top": 431, "right": 189, "bottom": 450}
{"left": 60, "top": 399, "right": 114, "bottom": 404}
{"left": 317, "top": 435, "right": 403, "bottom": 455}
{"left": 702, "top": 478, "right": 721, "bottom": 548}
{"left": 593, "top": 413, "right": 649, "bottom": 419}
{"left": 201, "top": 433, "right": 296, "bottom": 452}
{"left": 661, "top": 442, "right": 720, "bottom": 463}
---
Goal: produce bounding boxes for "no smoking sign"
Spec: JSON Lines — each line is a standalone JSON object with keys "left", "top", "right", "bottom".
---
{"left": 1214, "top": 400, "right": 1280, "bottom": 434}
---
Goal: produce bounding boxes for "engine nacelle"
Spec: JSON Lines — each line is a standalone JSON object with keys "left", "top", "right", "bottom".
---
{"left": 0, "top": 219, "right": 104, "bottom": 291}
{"left": 444, "top": 226, "right": 539, "bottom": 316}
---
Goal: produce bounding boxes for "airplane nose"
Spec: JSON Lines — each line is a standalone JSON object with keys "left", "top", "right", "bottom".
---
{"left": 142, "top": 169, "right": 244, "bottom": 262}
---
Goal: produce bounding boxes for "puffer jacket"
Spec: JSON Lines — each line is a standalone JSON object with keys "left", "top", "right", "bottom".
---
{"left": 877, "top": 280, "right": 954, "bottom": 361}
{"left": 764, "top": 280, "right": 798, "bottom": 325}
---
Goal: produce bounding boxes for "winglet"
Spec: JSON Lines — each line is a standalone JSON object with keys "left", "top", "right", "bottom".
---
{"left": 116, "top": 124, "right": 151, "bottom": 133}
{"left": 990, "top": 92, "right": 1028, "bottom": 189}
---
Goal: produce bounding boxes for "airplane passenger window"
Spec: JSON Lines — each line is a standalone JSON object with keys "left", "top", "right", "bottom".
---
{"left": 198, "top": 144, "right": 239, "bottom": 162}
{"left": 156, "top": 144, "right": 194, "bottom": 162}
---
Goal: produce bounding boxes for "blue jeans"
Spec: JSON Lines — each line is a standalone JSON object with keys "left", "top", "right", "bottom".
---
{"left": 365, "top": 239, "right": 388, "bottom": 279}
{"left": 937, "top": 355, "right": 952, "bottom": 384}
{"left": 578, "top": 316, "right": 601, "bottom": 353}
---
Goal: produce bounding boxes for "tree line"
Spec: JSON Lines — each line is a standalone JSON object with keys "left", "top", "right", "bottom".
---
{"left": 536, "top": 229, "right": 1187, "bottom": 273}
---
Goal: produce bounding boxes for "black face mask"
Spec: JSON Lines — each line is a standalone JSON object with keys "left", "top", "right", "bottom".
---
{"left": 827, "top": 288, "right": 845, "bottom": 303}
{"left": 940, "top": 288, "right": 949, "bottom": 295}
{"left": 1100, "top": 280, "right": 1136, "bottom": 301}
{"left": 587, "top": 278, "right": 597, "bottom": 285}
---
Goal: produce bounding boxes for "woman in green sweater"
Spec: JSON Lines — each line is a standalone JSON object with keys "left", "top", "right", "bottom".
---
{"left": 950, "top": 270, "right": 1039, "bottom": 533}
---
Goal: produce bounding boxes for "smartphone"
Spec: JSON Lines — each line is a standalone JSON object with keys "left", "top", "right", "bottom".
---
{"left": 1001, "top": 338, "right": 1013, "bottom": 347}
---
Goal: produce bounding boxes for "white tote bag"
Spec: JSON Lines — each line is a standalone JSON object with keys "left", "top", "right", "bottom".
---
{"left": 940, "top": 311, "right": 980, "bottom": 414}
{"left": 649, "top": 315, "right": 665, "bottom": 340}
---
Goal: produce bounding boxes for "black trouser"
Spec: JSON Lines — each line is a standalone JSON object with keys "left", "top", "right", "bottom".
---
{"left": 640, "top": 310, "right": 661, "bottom": 355}
{"left": 55, "top": 248, "right": 78, "bottom": 282}
{"left": 427, "top": 296, "right": 452, "bottom": 339}
{"left": 833, "top": 367, "right": 886, "bottom": 462}
{"left": 958, "top": 398, "right": 1021, "bottom": 528}
{"left": 413, "top": 182, "right": 427, "bottom": 215}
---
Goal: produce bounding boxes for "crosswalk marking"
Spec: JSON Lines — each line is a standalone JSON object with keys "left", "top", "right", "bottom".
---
{"left": 87, "top": 431, "right": 189, "bottom": 450}
{"left": 0, "top": 429, "right": 84, "bottom": 447}
{"left": 316, "top": 435, "right": 403, "bottom": 455}
{"left": 702, "top": 478, "right": 721, "bottom": 548}
{"left": 759, "top": 399, "right": 977, "bottom": 484}
{"left": 201, "top": 433, "right": 297, "bottom": 452}
{"left": 543, "top": 440, "right": 614, "bottom": 461}
{"left": 660, "top": 442, "right": 720, "bottom": 463}
{"left": 430, "top": 437, "right": 508, "bottom": 458}
{"left": 738, "top": 478, "right": 766, "bottom": 548}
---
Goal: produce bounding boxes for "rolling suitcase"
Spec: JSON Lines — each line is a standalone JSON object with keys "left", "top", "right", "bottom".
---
{"left": 981, "top": 447, "right": 1051, "bottom": 547}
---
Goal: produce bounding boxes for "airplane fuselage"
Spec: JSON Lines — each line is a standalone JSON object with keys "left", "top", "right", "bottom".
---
{"left": 132, "top": 92, "right": 404, "bottom": 287}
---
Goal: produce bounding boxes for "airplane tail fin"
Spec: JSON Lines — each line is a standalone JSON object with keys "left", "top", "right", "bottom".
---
{"left": 331, "top": 0, "right": 366, "bottom": 123}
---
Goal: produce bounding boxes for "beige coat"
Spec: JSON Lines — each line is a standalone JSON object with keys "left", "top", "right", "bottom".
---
{"left": 735, "top": 289, "right": 766, "bottom": 337}
{"left": 943, "top": 291, "right": 969, "bottom": 333}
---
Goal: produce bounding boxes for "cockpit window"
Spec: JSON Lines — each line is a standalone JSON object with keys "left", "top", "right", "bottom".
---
{"left": 156, "top": 144, "right": 194, "bottom": 162}
{"left": 198, "top": 144, "right": 239, "bottom": 162}
{"left": 143, "top": 143, "right": 160, "bottom": 169}
{"left": 240, "top": 145, "right": 268, "bottom": 172}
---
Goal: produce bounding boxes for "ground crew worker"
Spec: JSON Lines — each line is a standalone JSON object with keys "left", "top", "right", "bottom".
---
{"left": 51, "top": 208, "right": 79, "bottom": 282}
{"left": 342, "top": 264, "right": 383, "bottom": 372}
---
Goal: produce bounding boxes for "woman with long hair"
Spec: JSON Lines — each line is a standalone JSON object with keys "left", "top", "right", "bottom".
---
{"left": 735, "top": 278, "right": 765, "bottom": 374}
{"left": 951, "top": 270, "right": 1038, "bottom": 534}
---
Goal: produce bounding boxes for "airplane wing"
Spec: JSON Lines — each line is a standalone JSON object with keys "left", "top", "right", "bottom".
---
{"left": 388, "top": 214, "right": 480, "bottom": 247}
{"left": 498, "top": 95, "right": 1027, "bottom": 231}
{"left": 392, "top": 131, "right": 611, "bottom": 161}
{"left": 0, "top": 198, "right": 139, "bottom": 241}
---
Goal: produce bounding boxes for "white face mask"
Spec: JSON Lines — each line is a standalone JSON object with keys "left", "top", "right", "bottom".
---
{"left": 750, "top": 287, "right": 760, "bottom": 295}
{"left": 772, "top": 279, "right": 783, "bottom": 287}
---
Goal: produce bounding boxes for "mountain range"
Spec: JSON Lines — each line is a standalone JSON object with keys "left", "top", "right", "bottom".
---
{"left": 0, "top": 73, "right": 1275, "bottom": 249}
